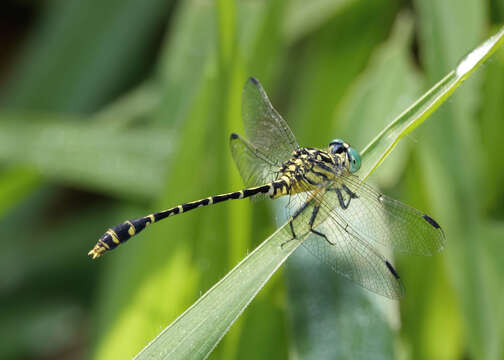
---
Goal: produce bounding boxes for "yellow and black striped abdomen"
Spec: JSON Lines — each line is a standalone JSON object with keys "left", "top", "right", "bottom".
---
{"left": 88, "top": 182, "right": 286, "bottom": 258}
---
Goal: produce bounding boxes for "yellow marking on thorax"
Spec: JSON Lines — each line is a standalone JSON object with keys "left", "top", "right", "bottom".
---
{"left": 271, "top": 148, "right": 339, "bottom": 200}
{"left": 315, "top": 163, "right": 335, "bottom": 177}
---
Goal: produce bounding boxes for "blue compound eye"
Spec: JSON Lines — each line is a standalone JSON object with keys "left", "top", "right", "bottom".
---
{"left": 329, "top": 139, "right": 345, "bottom": 154}
{"left": 347, "top": 147, "right": 361, "bottom": 173}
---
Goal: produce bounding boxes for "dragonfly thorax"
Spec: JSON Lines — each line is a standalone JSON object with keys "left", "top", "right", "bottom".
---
{"left": 271, "top": 147, "right": 347, "bottom": 199}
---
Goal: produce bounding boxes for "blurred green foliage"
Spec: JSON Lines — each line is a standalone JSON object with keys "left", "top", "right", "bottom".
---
{"left": 0, "top": 0, "right": 503, "bottom": 359}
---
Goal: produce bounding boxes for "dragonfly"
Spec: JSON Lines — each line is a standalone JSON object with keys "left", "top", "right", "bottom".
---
{"left": 89, "top": 77, "right": 445, "bottom": 299}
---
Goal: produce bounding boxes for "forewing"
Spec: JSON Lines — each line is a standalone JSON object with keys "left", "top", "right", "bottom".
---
{"left": 229, "top": 133, "right": 280, "bottom": 192}
{"left": 328, "top": 173, "right": 445, "bottom": 255}
{"left": 242, "top": 77, "right": 298, "bottom": 165}
{"left": 302, "top": 210, "right": 404, "bottom": 299}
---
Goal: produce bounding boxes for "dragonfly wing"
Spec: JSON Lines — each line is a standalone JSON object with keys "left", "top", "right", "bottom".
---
{"left": 302, "top": 209, "right": 405, "bottom": 299}
{"left": 326, "top": 173, "right": 445, "bottom": 255}
{"left": 229, "top": 133, "right": 280, "bottom": 191}
{"left": 241, "top": 77, "right": 298, "bottom": 165}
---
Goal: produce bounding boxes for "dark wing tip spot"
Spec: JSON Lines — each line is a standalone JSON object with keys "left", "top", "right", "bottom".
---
{"left": 230, "top": 133, "right": 238, "bottom": 140}
{"left": 385, "top": 260, "right": 400, "bottom": 279}
{"left": 248, "top": 76, "right": 259, "bottom": 85}
{"left": 423, "top": 214, "right": 441, "bottom": 229}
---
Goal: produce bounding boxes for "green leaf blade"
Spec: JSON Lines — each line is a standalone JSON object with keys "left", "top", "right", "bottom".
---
{"left": 360, "top": 26, "right": 504, "bottom": 180}
{"left": 135, "top": 225, "right": 301, "bottom": 360}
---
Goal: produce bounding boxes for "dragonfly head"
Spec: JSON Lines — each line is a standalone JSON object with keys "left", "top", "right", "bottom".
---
{"left": 328, "top": 139, "right": 361, "bottom": 173}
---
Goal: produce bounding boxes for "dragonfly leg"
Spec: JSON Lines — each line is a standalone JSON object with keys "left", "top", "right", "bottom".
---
{"left": 310, "top": 229, "right": 331, "bottom": 245}
{"left": 281, "top": 201, "right": 333, "bottom": 248}
{"left": 329, "top": 186, "right": 355, "bottom": 210}
{"left": 308, "top": 203, "right": 320, "bottom": 227}
{"left": 288, "top": 221, "right": 297, "bottom": 238}
{"left": 280, "top": 197, "right": 312, "bottom": 249}
{"left": 342, "top": 183, "right": 358, "bottom": 199}
{"left": 336, "top": 188, "right": 350, "bottom": 209}
{"left": 308, "top": 204, "right": 333, "bottom": 246}
{"left": 280, "top": 222, "right": 297, "bottom": 249}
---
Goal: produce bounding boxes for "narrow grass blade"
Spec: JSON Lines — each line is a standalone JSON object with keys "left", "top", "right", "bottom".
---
{"left": 359, "top": 26, "right": 504, "bottom": 180}
{"left": 135, "top": 27, "right": 504, "bottom": 360}
{"left": 135, "top": 224, "right": 304, "bottom": 360}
